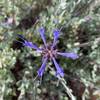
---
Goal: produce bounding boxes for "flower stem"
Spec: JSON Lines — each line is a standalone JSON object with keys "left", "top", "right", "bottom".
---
{"left": 59, "top": 77, "right": 76, "bottom": 100}
{"left": 48, "top": 66, "right": 76, "bottom": 100}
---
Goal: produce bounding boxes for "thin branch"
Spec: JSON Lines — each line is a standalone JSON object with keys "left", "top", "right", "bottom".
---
{"left": 74, "top": 37, "right": 100, "bottom": 47}
{"left": 59, "top": 77, "right": 76, "bottom": 100}
{"left": 48, "top": 66, "right": 76, "bottom": 100}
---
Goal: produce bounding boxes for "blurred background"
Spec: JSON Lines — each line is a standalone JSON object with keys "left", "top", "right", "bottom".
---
{"left": 0, "top": 0, "right": 100, "bottom": 100}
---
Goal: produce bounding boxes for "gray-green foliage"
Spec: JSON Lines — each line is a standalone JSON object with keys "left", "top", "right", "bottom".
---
{"left": 0, "top": 46, "right": 19, "bottom": 100}
{"left": 0, "top": 0, "right": 100, "bottom": 100}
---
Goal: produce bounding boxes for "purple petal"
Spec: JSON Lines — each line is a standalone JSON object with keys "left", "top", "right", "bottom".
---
{"left": 53, "top": 29, "right": 60, "bottom": 42}
{"left": 53, "top": 29, "right": 60, "bottom": 40}
{"left": 37, "top": 57, "right": 48, "bottom": 77}
{"left": 57, "top": 52, "right": 79, "bottom": 60}
{"left": 52, "top": 29, "right": 60, "bottom": 47}
{"left": 52, "top": 57, "right": 64, "bottom": 77}
{"left": 38, "top": 27, "right": 47, "bottom": 46}
{"left": 17, "top": 34, "right": 41, "bottom": 51}
{"left": 23, "top": 41, "right": 41, "bottom": 51}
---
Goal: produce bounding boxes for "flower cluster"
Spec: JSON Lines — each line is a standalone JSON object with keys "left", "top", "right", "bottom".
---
{"left": 17, "top": 27, "right": 79, "bottom": 77}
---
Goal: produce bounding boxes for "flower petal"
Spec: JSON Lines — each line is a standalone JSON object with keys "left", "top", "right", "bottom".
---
{"left": 37, "top": 57, "right": 48, "bottom": 77}
{"left": 52, "top": 57, "right": 64, "bottom": 77}
{"left": 53, "top": 29, "right": 60, "bottom": 41}
{"left": 23, "top": 41, "right": 40, "bottom": 50}
{"left": 39, "top": 27, "right": 47, "bottom": 46}
{"left": 17, "top": 34, "right": 41, "bottom": 51}
{"left": 52, "top": 29, "right": 60, "bottom": 47}
{"left": 57, "top": 52, "right": 79, "bottom": 60}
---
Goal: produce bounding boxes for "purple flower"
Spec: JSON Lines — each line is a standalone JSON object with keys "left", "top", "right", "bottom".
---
{"left": 17, "top": 27, "right": 79, "bottom": 77}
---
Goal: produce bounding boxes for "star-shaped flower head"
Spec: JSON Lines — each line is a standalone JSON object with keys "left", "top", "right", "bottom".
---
{"left": 17, "top": 27, "right": 79, "bottom": 78}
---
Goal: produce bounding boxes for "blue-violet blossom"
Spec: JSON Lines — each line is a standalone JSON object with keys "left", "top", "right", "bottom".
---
{"left": 17, "top": 27, "right": 79, "bottom": 77}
